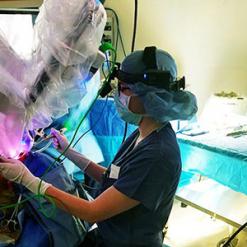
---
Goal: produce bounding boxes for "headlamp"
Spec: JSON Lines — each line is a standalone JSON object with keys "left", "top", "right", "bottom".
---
{"left": 100, "top": 46, "right": 186, "bottom": 97}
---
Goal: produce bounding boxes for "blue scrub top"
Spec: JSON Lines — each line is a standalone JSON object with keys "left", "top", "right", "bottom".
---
{"left": 97, "top": 123, "right": 182, "bottom": 247}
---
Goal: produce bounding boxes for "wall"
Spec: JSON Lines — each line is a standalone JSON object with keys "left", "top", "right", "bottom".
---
{"left": 105, "top": 0, "right": 247, "bottom": 113}
{"left": 0, "top": 0, "right": 42, "bottom": 8}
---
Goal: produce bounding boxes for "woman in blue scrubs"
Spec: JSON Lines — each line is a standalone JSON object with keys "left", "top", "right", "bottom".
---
{"left": 0, "top": 47, "right": 197, "bottom": 247}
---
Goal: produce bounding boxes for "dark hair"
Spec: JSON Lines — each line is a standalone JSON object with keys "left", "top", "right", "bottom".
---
{"left": 100, "top": 0, "right": 106, "bottom": 4}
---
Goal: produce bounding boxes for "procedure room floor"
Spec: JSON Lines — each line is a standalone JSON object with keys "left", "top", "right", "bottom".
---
{"left": 163, "top": 200, "right": 247, "bottom": 247}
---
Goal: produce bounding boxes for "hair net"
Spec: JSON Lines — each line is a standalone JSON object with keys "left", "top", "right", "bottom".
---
{"left": 120, "top": 49, "right": 198, "bottom": 123}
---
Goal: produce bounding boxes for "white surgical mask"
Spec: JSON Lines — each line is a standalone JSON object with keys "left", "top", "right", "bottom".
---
{"left": 119, "top": 91, "right": 130, "bottom": 107}
{"left": 114, "top": 91, "right": 142, "bottom": 126}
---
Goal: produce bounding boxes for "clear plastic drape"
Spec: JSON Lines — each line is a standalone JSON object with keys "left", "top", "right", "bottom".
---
{"left": 0, "top": 0, "right": 106, "bottom": 157}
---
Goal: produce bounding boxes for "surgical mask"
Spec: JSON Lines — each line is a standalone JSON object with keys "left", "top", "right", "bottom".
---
{"left": 114, "top": 91, "right": 142, "bottom": 126}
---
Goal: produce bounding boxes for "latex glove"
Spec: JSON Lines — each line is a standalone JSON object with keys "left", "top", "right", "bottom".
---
{"left": 50, "top": 128, "right": 70, "bottom": 153}
{"left": 0, "top": 156, "right": 51, "bottom": 194}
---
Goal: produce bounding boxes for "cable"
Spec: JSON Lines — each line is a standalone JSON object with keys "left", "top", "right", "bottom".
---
{"left": 33, "top": 140, "right": 53, "bottom": 153}
{"left": 37, "top": 52, "right": 117, "bottom": 217}
{"left": 121, "top": 0, "right": 138, "bottom": 143}
{"left": 60, "top": 47, "right": 113, "bottom": 162}
{"left": 131, "top": 0, "right": 138, "bottom": 52}
{"left": 36, "top": 44, "right": 117, "bottom": 213}
{"left": 222, "top": 222, "right": 247, "bottom": 247}
{"left": 105, "top": 7, "right": 126, "bottom": 57}
{"left": 38, "top": 46, "right": 116, "bottom": 178}
{"left": 60, "top": 48, "right": 112, "bottom": 163}
{"left": 121, "top": 122, "right": 128, "bottom": 144}
{"left": 72, "top": 96, "right": 109, "bottom": 149}
{"left": 60, "top": 96, "right": 109, "bottom": 164}
{"left": 0, "top": 45, "right": 117, "bottom": 218}
{"left": 1, "top": 6, "right": 135, "bottom": 215}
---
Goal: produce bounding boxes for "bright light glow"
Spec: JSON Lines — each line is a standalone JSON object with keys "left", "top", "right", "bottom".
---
{"left": 0, "top": 15, "right": 34, "bottom": 59}
{"left": 199, "top": 95, "right": 247, "bottom": 131}
{"left": 0, "top": 15, "right": 34, "bottom": 159}
{"left": 164, "top": 200, "right": 231, "bottom": 247}
{"left": 8, "top": 149, "right": 18, "bottom": 159}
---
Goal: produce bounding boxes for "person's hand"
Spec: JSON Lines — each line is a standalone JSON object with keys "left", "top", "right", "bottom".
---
{"left": 0, "top": 156, "right": 51, "bottom": 194}
{"left": 50, "top": 128, "right": 70, "bottom": 153}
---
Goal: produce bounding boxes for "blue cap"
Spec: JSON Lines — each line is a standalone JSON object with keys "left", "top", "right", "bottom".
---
{"left": 121, "top": 49, "right": 177, "bottom": 80}
{"left": 119, "top": 48, "right": 197, "bottom": 122}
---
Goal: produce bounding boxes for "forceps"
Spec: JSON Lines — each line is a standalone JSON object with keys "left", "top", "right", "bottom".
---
{"left": 0, "top": 194, "right": 22, "bottom": 232}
